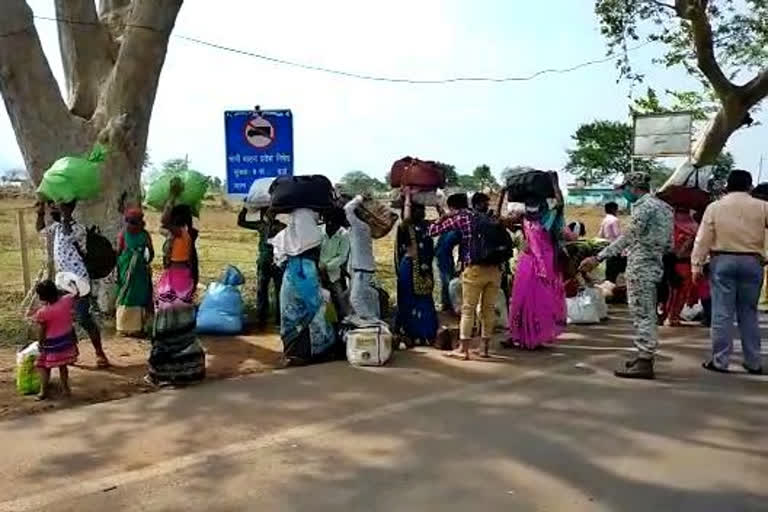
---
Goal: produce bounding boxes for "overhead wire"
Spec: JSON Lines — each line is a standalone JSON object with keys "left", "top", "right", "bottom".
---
{"left": 30, "top": 14, "right": 651, "bottom": 85}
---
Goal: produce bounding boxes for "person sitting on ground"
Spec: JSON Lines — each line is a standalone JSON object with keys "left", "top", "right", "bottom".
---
{"left": 344, "top": 193, "right": 380, "bottom": 319}
{"left": 28, "top": 280, "right": 79, "bottom": 401}
{"left": 238, "top": 205, "right": 285, "bottom": 329}
{"left": 567, "top": 221, "right": 587, "bottom": 239}
{"left": 36, "top": 200, "right": 109, "bottom": 368}
{"left": 693, "top": 169, "right": 768, "bottom": 375}
{"left": 599, "top": 202, "right": 626, "bottom": 284}
{"left": 319, "top": 207, "right": 351, "bottom": 320}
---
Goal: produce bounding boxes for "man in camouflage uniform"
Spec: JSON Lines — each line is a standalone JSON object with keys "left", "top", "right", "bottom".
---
{"left": 580, "top": 171, "right": 673, "bottom": 379}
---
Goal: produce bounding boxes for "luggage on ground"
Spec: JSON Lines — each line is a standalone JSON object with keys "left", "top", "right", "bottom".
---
{"left": 567, "top": 288, "right": 602, "bottom": 324}
{"left": 196, "top": 266, "right": 245, "bottom": 335}
{"left": 145, "top": 170, "right": 209, "bottom": 216}
{"left": 469, "top": 213, "right": 515, "bottom": 265}
{"left": 505, "top": 170, "right": 555, "bottom": 203}
{"left": 344, "top": 319, "right": 393, "bottom": 366}
{"left": 245, "top": 177, "right": 276, "bottom": 209}
{"left": 390, "top": 157, "right": 445, "bottom": 188}
{"left": 37, "top": 144, "right": 106, "bottom": 203}
{"left": 16, "top": 342, "right": 41, "bottom": 395}
{"left": 356, "top": 199, "right": 398, "bottom": 239}
{"left": 269, "top": 175, "right": 335, "bottom": 213}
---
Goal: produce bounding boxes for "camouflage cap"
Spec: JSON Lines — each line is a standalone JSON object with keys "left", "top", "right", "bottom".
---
{"left": 621, "top": 171, "right": 651, "bottom": 190}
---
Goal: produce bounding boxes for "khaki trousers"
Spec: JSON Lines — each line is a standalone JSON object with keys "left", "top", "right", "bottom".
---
{"left": 460, "top": 264, "right": 502, "bottom": 340}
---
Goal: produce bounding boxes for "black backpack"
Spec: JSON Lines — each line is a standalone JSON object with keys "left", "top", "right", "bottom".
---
{"left": 83, "top": 227, "right": 117, "bottom": 279}
{"left": 470, "top": 213, "right": 514, "bottom": 266}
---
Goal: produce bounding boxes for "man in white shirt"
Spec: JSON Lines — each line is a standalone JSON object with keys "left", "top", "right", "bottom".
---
{"left": 599, "top": 201, "right": 625, "bottom": 283}
{"left": 344, "top": 194, "right": 379, "bottom": 319}
{"left": 319, "top": 208, "right": 351, "bottom": 319}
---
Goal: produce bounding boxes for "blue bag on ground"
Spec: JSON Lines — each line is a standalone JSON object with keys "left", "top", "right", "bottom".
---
{"left": 196, "top": 266, "right": 245, "bottom": 335}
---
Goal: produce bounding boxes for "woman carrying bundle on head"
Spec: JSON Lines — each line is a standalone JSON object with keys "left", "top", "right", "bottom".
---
{"left": 394, "top": 189, "right": 438, "bottom": 347}
{"left": 115, "top": 206, "right": 154, "bottom": 337}
{"left": 146, "top": 180, "right": 205, "bottom": 386}
{"left": 507, "top": 173, "right": 575, "bottom": 350}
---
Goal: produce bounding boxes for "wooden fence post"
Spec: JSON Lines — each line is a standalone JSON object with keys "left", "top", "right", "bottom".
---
{"left": 17, "top": 209, "right": 31, "bottom": 293}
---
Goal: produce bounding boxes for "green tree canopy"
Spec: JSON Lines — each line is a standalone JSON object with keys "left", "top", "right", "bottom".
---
{"left": 472, "top": 164, "right": 499, "bottom": 191}
{"left": 457, "top": 174, "right": 479, "bottom": 190}
{"left": 595, "top": 0, "right": 768, "bottom": 165}
{"left": 337, "top": 170, "right": 388, "bottom": 196}
{"left": 434, "top": 162, "right": 459, "bottom": 187}
{"left": 565, "top": 120, "right": 666, "bottom": 185}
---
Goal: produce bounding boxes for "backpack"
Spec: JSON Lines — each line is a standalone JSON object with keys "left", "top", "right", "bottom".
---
{"left": 83, "top": 227, "right": 116, "bottom": 279}
{"left": 470, "top": 213, "right": 514, "bottom": 266}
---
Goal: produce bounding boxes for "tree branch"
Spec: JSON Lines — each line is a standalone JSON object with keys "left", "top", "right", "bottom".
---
{"left": 54, "top": 0, "right": 115, "bottom": 118}
{"left": 94, "top": 0, "right": 183, "bottom": 170}
{"left": 98, "top": 0, "right": 132, "bottom": 47}
{"left": 684, "top": 1, "right": 735, "bottom": 98}
{"left": 0, "top": 0, "right": 86, "bottom": 182}
{"left": 744, "top": 68, "right": 768, "bottom": 108}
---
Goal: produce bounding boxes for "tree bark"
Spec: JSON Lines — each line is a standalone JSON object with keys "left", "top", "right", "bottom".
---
{"left": 1, "top": 0, "right": 183, "bottom": 310}
{"left": 54, "top": 0, "right": 115, "bottom": 118}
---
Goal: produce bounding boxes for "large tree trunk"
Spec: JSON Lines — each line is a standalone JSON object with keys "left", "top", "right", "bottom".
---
{"left": 0, "top": 0, "right": 183, "bottom": 310}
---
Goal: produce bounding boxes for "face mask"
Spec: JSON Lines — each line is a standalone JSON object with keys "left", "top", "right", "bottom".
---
{"left": 622, "top": 189, "right": 638, "bottom": 204}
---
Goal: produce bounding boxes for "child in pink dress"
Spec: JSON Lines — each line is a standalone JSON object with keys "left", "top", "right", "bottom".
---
{"left": 29, "top": 280, "right": 79, "bottom": 400}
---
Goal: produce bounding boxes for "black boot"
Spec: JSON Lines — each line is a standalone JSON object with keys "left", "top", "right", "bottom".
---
{"left": 614, "top": 357, "right": 655, "bottom": 379}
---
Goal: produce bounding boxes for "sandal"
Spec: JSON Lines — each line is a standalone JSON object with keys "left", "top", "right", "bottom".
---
{"left": 95, "top": 356, "right": 111, "bottom": 369}
{"left": 702, "top": 361, "right": 729, "bottom": 374}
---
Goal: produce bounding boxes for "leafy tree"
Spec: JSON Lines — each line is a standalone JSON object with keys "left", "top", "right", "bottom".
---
{"left": 0, "top": 0, "right": 184, "bottom": 238}
{"left": 434, "top": 162, "right": 459, "bottom": 187}
{"left": 209, "top": 176, "right": 224, "bottom": 193}
{"left": 338, "top": 171, "right": 388, "bottom": 196}
{"left": 565, "top": 120, "right": 663, "bottom": 185}
{"left": 595, "top": 0, "right": 768, "bottom": 165}
{"left": 457, "top": 174, "right": 479, "bottom": 190}
{"left": 472, "top": 164, "right": 499, "bottom": 191}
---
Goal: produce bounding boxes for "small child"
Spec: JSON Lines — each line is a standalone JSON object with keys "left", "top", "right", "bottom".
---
{"left": 29, "top": 280, "right": 79, "bottom": 400}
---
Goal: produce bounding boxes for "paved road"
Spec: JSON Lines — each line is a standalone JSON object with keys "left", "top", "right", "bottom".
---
{"left": 0, "top": 312, "right": 766, "bottom": 511}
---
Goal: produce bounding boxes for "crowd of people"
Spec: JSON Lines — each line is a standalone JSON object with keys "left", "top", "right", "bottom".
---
{"left": 26, "top": 167, "right": 766, "bottom": 399}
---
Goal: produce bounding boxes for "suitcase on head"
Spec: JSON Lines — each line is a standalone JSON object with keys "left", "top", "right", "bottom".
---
{"left": 390, "top": 157, "right": 445, "bottom": 189}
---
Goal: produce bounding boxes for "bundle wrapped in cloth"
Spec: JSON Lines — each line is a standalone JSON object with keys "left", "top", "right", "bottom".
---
{"left": 355, "top": 198, "right": 398, "bottom": 239}
{"left": 37, "top": 144, "right": 106, "bottom": 203}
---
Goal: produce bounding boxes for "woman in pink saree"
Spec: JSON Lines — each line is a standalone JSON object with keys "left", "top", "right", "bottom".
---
{"left": 508, "top": 202, "right": 571, "bottom": 349}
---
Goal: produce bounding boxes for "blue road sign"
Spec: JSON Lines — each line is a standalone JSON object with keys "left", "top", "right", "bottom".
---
{"left": 224, "top": 109, "right": 293, "bottom": 196}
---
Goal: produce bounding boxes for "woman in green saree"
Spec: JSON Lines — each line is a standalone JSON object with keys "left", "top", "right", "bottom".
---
{"left": 116, "top": 208, "right": 155, "bottom": 336}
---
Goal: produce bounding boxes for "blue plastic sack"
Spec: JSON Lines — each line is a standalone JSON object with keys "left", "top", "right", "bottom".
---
{"left": 196, "top": 266, "right": 245, "bottom": 335}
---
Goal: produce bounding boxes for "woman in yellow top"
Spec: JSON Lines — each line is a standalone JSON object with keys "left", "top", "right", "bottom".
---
{"left": 145, "top": 180, "right": 205, "bottom": 386}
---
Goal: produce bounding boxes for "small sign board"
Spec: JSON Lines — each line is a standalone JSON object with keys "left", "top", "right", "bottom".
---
{"left": 224, "top": 109, "right": 293, "bottom": 196}
{"left": 633, "top": 112, "right": 692, "bottom": 157}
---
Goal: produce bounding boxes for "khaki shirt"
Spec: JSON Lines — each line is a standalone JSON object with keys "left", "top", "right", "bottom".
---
{"left": 691, "top": 192, "right": 768, "bottom": 269}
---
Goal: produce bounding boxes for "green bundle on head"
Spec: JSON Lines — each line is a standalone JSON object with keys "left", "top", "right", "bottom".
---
{"left": 37, "top": 143, "right": 107, "bottom": 203}
{"left": 145, "top": 170, "right": 209, "bottom": 217}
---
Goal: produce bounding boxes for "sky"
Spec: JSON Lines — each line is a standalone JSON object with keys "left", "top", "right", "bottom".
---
{"left": 0, "top": 0, "right": 766, "bottom": 185}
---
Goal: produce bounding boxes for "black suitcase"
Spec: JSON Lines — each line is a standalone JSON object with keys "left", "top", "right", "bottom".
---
{"left": 505, "top": 171, "right": 555, "bottom": 203}
{"left": 269, "top": 175, "right": 335, "bottom": 213}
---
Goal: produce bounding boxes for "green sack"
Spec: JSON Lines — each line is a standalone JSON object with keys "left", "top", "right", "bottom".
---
{"left": 37, "top": 144, "right": 106, "bottom": 203}
{"left": 145, "top": 170, "right": 209, "bottom": 216}
{"left": 16, "top": 343, "right": 41, "bottom": 396}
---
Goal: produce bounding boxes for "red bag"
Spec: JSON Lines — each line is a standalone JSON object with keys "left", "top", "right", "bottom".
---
{"left": 657, "top": 185, "right": 710, "bottom": 213}
{"left": 390, "top": 157, "right": 445, "bottom": 189}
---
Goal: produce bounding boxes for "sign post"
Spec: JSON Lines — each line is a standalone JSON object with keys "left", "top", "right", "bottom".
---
{"left": 224, "top": 109, "right": 294, "bottom": 197}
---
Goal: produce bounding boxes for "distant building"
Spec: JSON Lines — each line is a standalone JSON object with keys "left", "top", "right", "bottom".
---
{"left": 566, "top": 183, "right": 628, "bottom": 210}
